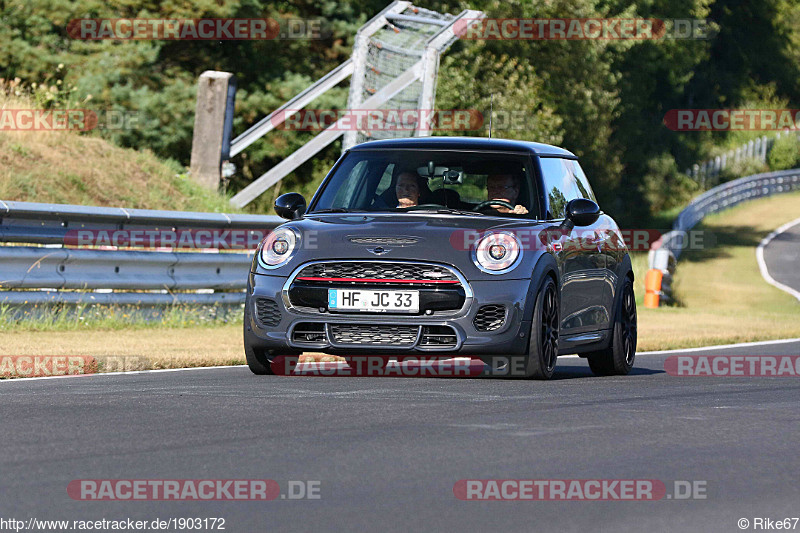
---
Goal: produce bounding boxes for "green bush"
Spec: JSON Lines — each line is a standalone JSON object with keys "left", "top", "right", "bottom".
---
{"left": 640, "top": 154, "right": 700, "bottom": 212}
{"left": 768, "top": 134, "right": 800, "bottom": 171}
{"left": 718, "top": 157, "right": 770, "bottom": 184}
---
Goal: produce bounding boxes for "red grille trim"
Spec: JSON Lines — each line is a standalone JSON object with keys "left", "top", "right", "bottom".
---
{"left": 296, "top": 276, "right": 460, "bottom": 284}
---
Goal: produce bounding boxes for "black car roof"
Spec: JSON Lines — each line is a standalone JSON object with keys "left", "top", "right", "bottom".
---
{"left": 348, "top": 136, "right": 576, "bottom": 157}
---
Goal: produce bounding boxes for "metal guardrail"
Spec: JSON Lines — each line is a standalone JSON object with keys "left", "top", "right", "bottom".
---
{"left": 0, "top": 291, "right": 247, "bottom": 306}
{"left": 648, "top": 168, "right": 800, "bottom": 303}
{"left": 0, "top": 247, "right": 252, "bottom": 290}
{"left": 0, "top": 200, "right": 283, "bottom": 307}
{"left": 0, "top": 200, "right": 282, "bottom": 243}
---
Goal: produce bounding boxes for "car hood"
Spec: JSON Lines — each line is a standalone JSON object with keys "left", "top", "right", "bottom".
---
{"left": 257, "top": 213, "right": 553, "bottom": 281}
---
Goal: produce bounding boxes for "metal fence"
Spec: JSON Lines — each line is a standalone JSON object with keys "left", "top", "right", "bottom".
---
{"left": 686, "top": 131, "right": 800, "bottom": 187}
{"left": 0, "top": 200, "right": 283, "bottom": 306}
{"left": 227, "top": 2, "right": 484, "bottom": 208}
{"left": 648, "top": 168, "right": 800, "bottom": 302}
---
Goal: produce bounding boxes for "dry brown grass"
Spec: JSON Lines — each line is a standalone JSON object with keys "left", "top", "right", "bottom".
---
{"left": 1, "top": 326, "right": 245, "bottom": 368}
{"left": 0, "top": 326, "right": 343, "bottom": 374}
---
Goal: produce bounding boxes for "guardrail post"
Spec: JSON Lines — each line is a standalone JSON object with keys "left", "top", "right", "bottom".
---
{"left": 647, "top": 240, "right": 678, "bottom": 307}
{"left": 189, "top": 71, "right": 237, "bottom": 190}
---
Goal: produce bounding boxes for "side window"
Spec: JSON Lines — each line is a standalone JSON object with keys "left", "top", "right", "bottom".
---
{"left": 566, "top": 160, "right": 597, "bottom": 203}
{"left": 331, "top": 160, "right": 369, "bottom": 207}
{"left": 539, "top": 157, "right": 581, "bottom": 219}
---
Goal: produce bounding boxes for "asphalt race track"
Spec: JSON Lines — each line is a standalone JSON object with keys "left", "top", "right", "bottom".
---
{"left": 2, "top": 340, "right": 800, "bottom": 532}
{"left": 762, "top": 219, "right": 800, "bottom": 294}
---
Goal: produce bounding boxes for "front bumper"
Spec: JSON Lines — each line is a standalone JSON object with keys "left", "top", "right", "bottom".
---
{"left": 244, "top": 267, "right": 533, "bottom": 356}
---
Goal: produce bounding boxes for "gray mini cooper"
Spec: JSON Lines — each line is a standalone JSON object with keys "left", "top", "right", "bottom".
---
{"left": 244, "top": 137, "right": 637, "bottom": 379}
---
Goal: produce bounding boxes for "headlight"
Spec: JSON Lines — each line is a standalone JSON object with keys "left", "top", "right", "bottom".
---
{"left": 473, "top": 231, "right": 522, "bottom": 274}
{"left": 259, "top": 227, "right": 299, "bottom": 268}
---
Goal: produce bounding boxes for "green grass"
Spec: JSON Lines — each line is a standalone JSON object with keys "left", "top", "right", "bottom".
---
{"left": 0, "top": 91, "right": 239, "bottom": 213}
{"left": 634, "top": 190, "right": 800, "bottom": 351}
{"left": 0, "top": 301, "right": 243, "bottom": 332}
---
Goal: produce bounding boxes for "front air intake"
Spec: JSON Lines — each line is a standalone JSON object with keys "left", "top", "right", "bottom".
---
{"left": 255, "top": 298, "right": 281, "bottom": 327}
{"left": 420, "top": 326, "right": 458, "bottom": 348}
{"left": 292, "top": 323, "right": 327, "bottom": 344}
{"left": 474, "top": 305, "right": 506, "bottom": 332}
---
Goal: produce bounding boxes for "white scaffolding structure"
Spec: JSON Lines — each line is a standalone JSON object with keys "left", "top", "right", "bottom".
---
{"left": 228, "top": 2, "right": 483, "bottom": 208}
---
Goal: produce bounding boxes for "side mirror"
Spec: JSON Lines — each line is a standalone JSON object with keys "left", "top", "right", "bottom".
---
{"left": 565, "top": 198, "right": 601, "bottom": 227}
{"left": 274, "top": 193, "right": 306, "bottom": 220}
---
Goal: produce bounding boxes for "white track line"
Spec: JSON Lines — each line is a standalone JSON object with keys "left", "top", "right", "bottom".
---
{"left": 756, "top": 216, "right": 800, "bottom": 302}
{"left": 3, "top": 337, "right": 800, "bottom": 382}
{"left": 637, "top": 337, "right": 800, "bottom": 355}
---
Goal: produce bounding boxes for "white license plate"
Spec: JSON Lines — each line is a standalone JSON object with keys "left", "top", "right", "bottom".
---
{"left": 328, "top": 289, "right": 419, "bottom": 313}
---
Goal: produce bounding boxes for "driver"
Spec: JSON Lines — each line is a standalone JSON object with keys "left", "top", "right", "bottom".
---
{"left": 486, "top": 174, "right": 528, "bottom": 214}
{"left": 395, "top": 172, "right": 422, "bottom": 208}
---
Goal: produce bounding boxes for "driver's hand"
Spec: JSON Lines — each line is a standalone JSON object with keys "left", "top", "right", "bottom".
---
{"left": 512, "top": 204, "right": 528, "bottom": 215}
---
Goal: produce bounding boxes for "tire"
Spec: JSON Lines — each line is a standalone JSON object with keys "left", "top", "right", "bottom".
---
{"left": 522, "top": 276, "right": 560, "bottom": 379}
{"left": 244, "top": 310, "right": 273, "bottom": 375}
{"left": 245, "top": 344, "right": 273, "bottom": 375}
{"left": 586, "top": 277, "right": 637, "bottom": 376}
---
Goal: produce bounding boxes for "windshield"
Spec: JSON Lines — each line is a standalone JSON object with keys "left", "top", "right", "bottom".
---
{"left": 310, "top": 149, "right": 539, "bottom": 218}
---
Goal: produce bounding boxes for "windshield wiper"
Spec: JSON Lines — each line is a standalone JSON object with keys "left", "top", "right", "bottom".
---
{"left": 405, "top": 207, "right": 485, "bottom": 216}
{"left": 310, "top": 208, "right": 353, "bottom": 214}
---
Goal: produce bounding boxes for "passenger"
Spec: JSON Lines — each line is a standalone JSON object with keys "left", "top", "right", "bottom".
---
{"left": 486, "top": 174, "right": 528, "bottom": 214}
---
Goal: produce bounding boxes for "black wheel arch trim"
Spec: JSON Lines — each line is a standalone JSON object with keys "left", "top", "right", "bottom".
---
{"left": 609, "top": 253, "right": 634, "bottom": 327}
{"left": 522, "top": 252, "right": 559, "bottom": 325}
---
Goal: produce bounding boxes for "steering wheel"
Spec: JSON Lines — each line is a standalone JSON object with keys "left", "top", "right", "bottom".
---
{"left": 472, "top": 199, "right": 516, "bottom": 212}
